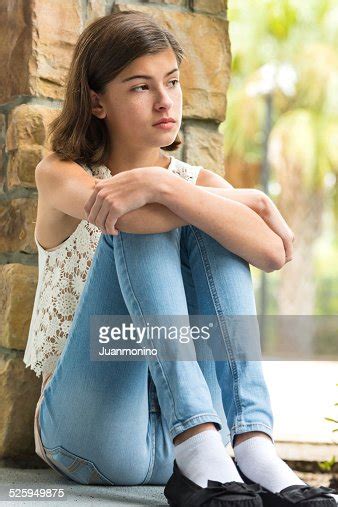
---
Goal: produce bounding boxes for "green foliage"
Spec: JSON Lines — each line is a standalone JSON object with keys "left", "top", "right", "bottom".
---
{"left": 318, "top": 455, "right": 336, "bottom": 472}
{"left": 224, "top": 0, "right": 338, "bottom": 227}
{"left": 265, "top": 1, "right": 298, "bottom": 40}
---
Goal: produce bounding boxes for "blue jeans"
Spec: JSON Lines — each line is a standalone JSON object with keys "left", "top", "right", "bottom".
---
{"left": 39, "top": 225, "right": 274, "bottom": 486}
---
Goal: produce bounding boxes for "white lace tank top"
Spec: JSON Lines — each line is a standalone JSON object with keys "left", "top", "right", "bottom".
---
{"left": 23, "top": 156, "right": 202, "bottom": 379}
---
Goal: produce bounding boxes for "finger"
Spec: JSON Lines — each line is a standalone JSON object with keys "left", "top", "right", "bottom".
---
{"left": 95, "top": 179, "right": 106, "bottom": 190}
{"left": 95, "top": 200, "right": 112, "bottom": 233}
{"left": 87, "top": 190, "right": 107, "bottom": 224}
{"left": 105, "top": 208, "right": 120, "bottom": 236}
{"left": 285, "top": 225, "right": 295, "bottom": 242}
{"left": 84, "top": 188, "right": 99, "bottom": 217}
{"left": 283, "top": 238, "right": 293, "bottom": 262}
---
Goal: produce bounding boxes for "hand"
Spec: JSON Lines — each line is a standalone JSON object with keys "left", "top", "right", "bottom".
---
{"left": 84, "top": 166, "right": 167, "bottom": 235}
{"left": 259, "top": 192, "right": 295, "bottom": 264}
{"left": 199, "top": 187, "right": 294, "bottom": 264}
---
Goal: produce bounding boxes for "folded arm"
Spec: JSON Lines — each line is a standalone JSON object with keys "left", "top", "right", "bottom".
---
{"left": 35, "top": 156, "right": 284, "bottom": 273}
{"left": 114, "top": 169, "right": 264, "bottom": 233}
{"left": 114, "top": 168, "right": 285, "bottom": 272}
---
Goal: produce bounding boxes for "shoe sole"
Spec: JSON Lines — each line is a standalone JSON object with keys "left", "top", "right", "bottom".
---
{"left": 232, "top": 458, "right": 336, "bottom": 507}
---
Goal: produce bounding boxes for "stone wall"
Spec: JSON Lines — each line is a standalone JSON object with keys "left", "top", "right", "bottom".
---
{"left": 0, "top": 0, "right": 230, "bottom": 466}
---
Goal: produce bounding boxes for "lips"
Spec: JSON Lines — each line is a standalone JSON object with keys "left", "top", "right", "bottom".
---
{"left": 153, "top": 118, "right": 176, "bottom": 126}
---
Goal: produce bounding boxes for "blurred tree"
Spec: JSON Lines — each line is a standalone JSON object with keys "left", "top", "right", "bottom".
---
{"left": 221, "top": 0, "right": 338, "bottom": 331}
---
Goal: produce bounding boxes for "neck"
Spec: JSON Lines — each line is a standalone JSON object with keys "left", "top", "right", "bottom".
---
{"left": 104, "top": 150, "right": 172, "bottom": 176}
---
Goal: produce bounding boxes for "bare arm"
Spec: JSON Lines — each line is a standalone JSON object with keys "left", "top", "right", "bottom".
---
{"left": 114, "top": 169, "right": 262, "bottom": 232}
{"left": 156, "top": 174, "right": 285, "bottom": 273}
{"left": 89, "top": 168, "right": 285, "bottom": 271}
{"left": 35, "top": 154, "right": 187, "bottom": 231}
{"left": 35, "top": 154, "right": 99, "bottom": 221}
{"left": 36, "top": 157, "right": 283, "bottom": 271}
{"left": 115, "top": 170, "right": 293, "bottom": 266}
{"left": 35, "top": 156, "right": 239, "bottom": 233}
{"left": 35, "top": 156, "right": 252, "bottom": 232}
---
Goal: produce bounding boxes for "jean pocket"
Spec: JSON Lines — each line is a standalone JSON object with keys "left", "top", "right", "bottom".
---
{"left": 43, "top": 445, "right": 115, "bottom": 485}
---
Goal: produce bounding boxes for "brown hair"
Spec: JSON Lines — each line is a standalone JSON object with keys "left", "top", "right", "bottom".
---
{"left": 48, "top": 10, "right": 186, "bottom": 167}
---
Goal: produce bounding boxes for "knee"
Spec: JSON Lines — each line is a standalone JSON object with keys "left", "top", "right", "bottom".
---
{"left": 98, "top": 442, "right": 151, "bottom": 486}
{"left": 43, "top": 440, "right": 151, "bottom": 487}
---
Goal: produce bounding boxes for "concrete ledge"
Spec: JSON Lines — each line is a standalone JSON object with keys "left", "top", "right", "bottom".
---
{"left": 0, "top": 465, "right": 336, "bottom": 506}
{"left": 0, "top": 467, "right": 168, "bottom": 506}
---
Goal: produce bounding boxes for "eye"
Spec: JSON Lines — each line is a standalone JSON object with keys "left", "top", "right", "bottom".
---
{"left": 169, "top": 79, "right": 180, "bottom": 87}
{"left": 131, "top": 79, "right": 180, "bottom": 92}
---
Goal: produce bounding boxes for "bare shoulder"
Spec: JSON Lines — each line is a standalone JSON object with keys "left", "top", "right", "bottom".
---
{"left": 35, "top": 152, "right": 64, "bottom": 207}
{"left": 35, "top": 151, "right": 93, "bottom": 212}
{"left": 35, "top": 152, "right": 84, "bottom": 251}
{"left": 36, "top": 151, "right": 62, "bottom": 170}
{"left": 35, "top": 151, "right": 84, "bottom": 180}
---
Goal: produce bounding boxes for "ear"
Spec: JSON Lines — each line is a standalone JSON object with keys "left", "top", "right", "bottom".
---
{"left": 89, "top": 89, "right": 107, "bottom": 119}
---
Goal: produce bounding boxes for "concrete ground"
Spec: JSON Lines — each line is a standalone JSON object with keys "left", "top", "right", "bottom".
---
{"left": 0, "top": 463, "right": 336, "bottom": 506}
{"left": 0, "top": 467, "right": 167, "bottom": 506}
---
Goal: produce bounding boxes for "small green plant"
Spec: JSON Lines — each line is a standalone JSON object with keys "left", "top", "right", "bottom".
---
{"left": 319, "top": 455, "right": 336, "bottom": 473}
{"left": 318, "top": 383, "right": 338, "bottom": 472}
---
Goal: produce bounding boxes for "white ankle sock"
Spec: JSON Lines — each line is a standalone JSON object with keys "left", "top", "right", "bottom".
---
{"left": 234, "top": 435, "right": 306, "bottom": 493}
{"left": 174, "top": 429, "right": 244, "bottom": 488}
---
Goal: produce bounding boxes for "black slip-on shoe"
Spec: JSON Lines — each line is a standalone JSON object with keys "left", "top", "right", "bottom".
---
{"left": 163, "top": 459, "right": 264, "bottom": 506}
{"left": 232, "top": 458, "right": 337, "bottom": 506}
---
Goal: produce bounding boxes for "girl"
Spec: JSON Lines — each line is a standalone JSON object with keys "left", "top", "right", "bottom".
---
{"left": 23, "top": 10, "right": 336, "bottom": 507}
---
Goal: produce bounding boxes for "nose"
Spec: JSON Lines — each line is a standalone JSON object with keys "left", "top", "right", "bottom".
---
{"left": 154, "top": 86, "right": 174, "bottom": 110}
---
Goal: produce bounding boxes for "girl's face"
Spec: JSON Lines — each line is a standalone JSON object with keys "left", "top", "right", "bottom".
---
{"left": 90, "top": 48, "right": 182, "bottom": 151}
